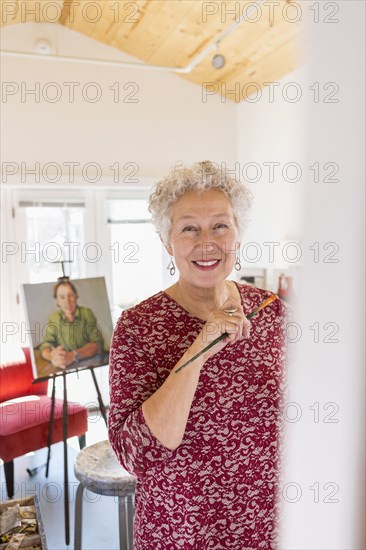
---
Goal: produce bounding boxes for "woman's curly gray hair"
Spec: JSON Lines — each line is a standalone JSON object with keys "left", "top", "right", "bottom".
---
{"left": 148, "top": 161, "right": 253, "bottom": 245}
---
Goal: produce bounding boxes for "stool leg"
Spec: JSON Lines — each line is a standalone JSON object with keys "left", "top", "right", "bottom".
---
{"left": 118, "top": 496, "right": 127, "bottom": 550}
{"left": 78, "top": 434, "right": 86, "bottom": 450}
{"left": 74, "top": 483, "right": 84, "bottom": 550}
{"left": 118, "top": 495, "right": 134, "bottom": 550}
{"left": 126, "top": 495, "right": 134, "bottom": 549}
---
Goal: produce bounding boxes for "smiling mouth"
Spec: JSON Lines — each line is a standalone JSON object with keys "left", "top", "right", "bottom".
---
{"left": 192, "top": 259, "right": 221, "bottom": 270}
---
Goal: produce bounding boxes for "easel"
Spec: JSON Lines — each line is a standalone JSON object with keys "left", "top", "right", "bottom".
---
{"left": 31, "top": 262, "right": 109, "bottom": 546}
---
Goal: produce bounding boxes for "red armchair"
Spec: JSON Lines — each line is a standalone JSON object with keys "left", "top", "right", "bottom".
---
{"left": 0, "top": 348, "right": 88, "bottom": 498}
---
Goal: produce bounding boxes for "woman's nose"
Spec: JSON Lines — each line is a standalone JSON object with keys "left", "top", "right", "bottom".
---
{"left": 197, "top": 240, "right": 220, "bottom": 257}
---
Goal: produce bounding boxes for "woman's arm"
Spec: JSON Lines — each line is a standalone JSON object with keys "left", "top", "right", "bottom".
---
{"left": 109, "top": 295, "right": 249, "bottom": 475}
{"left": 141, "top": 343, "right": 206, "bottom": 450}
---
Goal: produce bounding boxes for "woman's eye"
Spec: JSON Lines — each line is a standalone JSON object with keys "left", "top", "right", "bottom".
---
{"left": 215, "top": 224, "right": 228, "bottom": 229}
{"left": 183, "top": 226, "right": 197, "bottom": 232}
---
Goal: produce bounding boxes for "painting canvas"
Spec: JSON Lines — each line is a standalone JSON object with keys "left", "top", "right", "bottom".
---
{"left": 21, "top": 277, "right": 113, "bottom": 379}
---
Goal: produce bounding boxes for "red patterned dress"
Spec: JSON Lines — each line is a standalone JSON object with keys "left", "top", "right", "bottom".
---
{"left": 108, "top": 282, "right": 289, "bottom": 549}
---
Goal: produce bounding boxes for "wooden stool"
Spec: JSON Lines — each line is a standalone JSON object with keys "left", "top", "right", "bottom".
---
{"left": 74, "top": 440, "right": 136, "bottom": 550}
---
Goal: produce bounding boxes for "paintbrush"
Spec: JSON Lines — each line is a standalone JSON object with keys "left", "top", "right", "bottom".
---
{"left": 175, "top": 294, "right": 278, "bottom": 374}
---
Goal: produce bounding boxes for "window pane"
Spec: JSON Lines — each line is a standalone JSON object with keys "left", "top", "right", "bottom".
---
{"left": 26, "top": 206, "right": 85, "bottom": 283}
{"left": 108, "top": 199, "right": 150, "bottom": 221}
{"left": 108, "top": 200, "right": 164, "bottom": 314}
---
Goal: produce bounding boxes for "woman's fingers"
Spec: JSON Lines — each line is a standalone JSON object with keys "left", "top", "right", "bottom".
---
{"left": 222, "top": 307, "right": 246, "bottom": 337}
{"left": 217, "top": 299, "right": 251, "bottom": 343}
{"left": 195, "top": 295, "right": 252, "bottom": 360}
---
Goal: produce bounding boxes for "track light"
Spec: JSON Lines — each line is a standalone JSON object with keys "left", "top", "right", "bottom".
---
{"left": 212, "top": 53, "right": 226, "bottom": 69}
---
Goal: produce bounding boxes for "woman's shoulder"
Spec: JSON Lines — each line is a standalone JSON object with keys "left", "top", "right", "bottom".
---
{"left": 234, "top": 281, "right": 272, "bottom": 303}
{"left": 126, "top": 290, "right": 167, "bottom": 312}
{"left": 115, "top": 290, "right": 168, "bottom": 328}
{"left": 112, "top": 290, "right": 179, "bottom": 350}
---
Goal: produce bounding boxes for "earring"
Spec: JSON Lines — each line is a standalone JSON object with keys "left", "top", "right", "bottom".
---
{"left": 167, "top": 257, "right": 176, "bottom": 276}
{"left": 234, "top": 253, "right": 241, "bottom": 271}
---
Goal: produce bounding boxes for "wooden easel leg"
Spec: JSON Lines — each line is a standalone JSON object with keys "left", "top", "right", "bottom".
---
{"left": 90, "top": 367, "right": 108, "bottom": 426}
{"left": 62, "top": 372, "right": 70, "bottom": 546}
{"left": 4, "top": 461, "right": 14, "bottom": 499}
{"left": 46, "top": 376, "right": 56, "bottom": 478}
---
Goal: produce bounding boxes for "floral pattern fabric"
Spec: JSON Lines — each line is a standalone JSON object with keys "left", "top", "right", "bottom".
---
{"left": 108, "top": 283, "right": 289, "bottom": 549}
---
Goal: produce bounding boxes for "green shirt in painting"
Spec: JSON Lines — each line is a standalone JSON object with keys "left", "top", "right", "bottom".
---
{"left": 40, "top": 306, "right": 104, "bottom": 354}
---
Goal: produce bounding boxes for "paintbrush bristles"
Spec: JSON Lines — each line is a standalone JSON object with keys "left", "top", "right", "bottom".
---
{"left": 256, "top": 294, "right": 278, "bottom": 312}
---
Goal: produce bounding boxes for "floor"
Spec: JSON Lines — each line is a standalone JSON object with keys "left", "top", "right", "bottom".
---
{"left": 0, "top": 412, "right": 123, "bottom": 550}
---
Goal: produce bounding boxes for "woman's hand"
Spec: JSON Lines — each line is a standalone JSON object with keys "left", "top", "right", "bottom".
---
{"left": 140, "top": 296, "right": 250, "bottom": 451}
{"left": 190, "top": 297, "right": 251, "bottom": 362}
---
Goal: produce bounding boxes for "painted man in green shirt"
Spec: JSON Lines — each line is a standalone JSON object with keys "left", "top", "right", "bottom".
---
{"left": 40, "top": 280, "right": 104, "bottom": 370}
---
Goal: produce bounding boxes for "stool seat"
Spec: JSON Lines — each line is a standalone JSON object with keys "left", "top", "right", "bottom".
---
{"left": 74, "top": 440, "right": 136, "bottom": 497}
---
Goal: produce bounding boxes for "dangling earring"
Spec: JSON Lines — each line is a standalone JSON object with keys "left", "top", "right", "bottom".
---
{"left": 234, "top": 253, "right": 241, "bottom": 271}
{"left": 167, "top": 257, "right": 176, "bottom": 276}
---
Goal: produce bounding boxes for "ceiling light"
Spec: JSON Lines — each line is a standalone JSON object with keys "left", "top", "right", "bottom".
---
{"left": 212, "top": 53, "right": 225, "bottom": 70}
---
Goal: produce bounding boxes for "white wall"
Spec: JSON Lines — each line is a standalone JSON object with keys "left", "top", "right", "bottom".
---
{"left": 235, "top": 65, "right": 307, "bottom": 292}
{"left": 1, "top": 22, "right": 238, "bottom": 180}
{"left": 279, "top": 4, "right": 365, "bottom": 549}
{"left": 236, "top": 65, "right": 306, "bottom": 245}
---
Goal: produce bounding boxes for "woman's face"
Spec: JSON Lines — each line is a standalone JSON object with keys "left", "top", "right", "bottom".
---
{"left": 56, "top": 284, "right": 78, "bottom": 316}
{"left": 166, "top": 189, "right": 240, "bottom": 289}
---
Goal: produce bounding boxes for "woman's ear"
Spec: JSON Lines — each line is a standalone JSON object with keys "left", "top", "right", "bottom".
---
{"left": 159, "top": 235, "right": 173, "bottom": 257}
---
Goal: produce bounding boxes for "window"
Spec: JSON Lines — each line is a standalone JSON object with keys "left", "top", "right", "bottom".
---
{"left": 108, "top": 199, "right": 166, "bottom": 317}
{"left": 3, "top": 190, "right": 167, "bottom": 405}
{"left": 24, "top": 203, "right": 85, "bottom": 283}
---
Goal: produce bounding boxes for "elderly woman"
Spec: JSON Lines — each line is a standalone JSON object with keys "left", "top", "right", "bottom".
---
{"left": 108, "top": 161, "right": 289, "bottom": 549}
{"left": 40, "top": 280, "right": 104, "bottom": 371}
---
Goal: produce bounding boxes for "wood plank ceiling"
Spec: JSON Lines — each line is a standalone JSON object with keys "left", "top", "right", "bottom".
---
{"left": 1, "top": 0, "right": 303, "bottom": 101}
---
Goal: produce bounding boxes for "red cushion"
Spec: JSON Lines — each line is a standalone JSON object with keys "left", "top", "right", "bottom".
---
{"left": 0, "top": 396, "right": 87, "bottom": 462}
{"left": 0, "top": 348, "right": 48, "bottom": 402}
